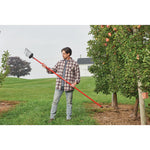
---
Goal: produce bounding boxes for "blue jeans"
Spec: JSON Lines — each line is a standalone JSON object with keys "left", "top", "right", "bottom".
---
{"left": 50, "top": 88, "right": 73, "bottom": 120}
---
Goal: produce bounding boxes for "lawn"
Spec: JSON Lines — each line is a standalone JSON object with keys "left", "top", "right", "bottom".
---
{"left": 0, "top": 77, "right": 150, "bottom": 125}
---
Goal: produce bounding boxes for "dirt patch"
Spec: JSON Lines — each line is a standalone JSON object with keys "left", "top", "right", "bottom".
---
{"left": 0, "top": 100, "right": 20, "bottom": 114}
{"left": 85, "top": 103, "right": 150, "bottom": 125}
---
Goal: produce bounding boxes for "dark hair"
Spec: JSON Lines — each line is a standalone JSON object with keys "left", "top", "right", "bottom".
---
{"left": 61, "top": 47, "right": 72, "bottom": 56}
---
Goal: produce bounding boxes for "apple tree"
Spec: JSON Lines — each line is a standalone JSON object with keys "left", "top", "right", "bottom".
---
{"left": 115, "top": 25, "right": 150, "bottom": 123}
{"left": 87, "top": 25, "right": 150, "bottom": 120}
{"left": 87, "top": 25, "right": 125, "bottom": 109}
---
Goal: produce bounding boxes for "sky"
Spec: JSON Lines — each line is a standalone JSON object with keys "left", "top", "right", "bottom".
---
{"left": 0, "top": 25, "right": 91, "bottom": 79}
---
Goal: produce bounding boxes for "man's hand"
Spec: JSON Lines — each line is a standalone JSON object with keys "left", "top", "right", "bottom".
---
{"left": 71, "top": 82, "right": 77, "bottom": 88}
{"left": 42, "top": 63, "right": 47, "bottom": 69}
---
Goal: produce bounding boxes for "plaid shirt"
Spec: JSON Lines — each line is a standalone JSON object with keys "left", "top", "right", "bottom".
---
{"left": 47, "top": 57, "right": 80, "bottom": 91}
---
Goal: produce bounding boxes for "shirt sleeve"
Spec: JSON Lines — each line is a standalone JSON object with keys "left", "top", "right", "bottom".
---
{"left": 74, "top": 63, "right": 80, "bottom": 84}
{"left": 47, "top": 62, "right": 58, "bottom": 74}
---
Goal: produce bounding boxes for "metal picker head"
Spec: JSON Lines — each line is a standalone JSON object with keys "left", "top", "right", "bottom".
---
{"left": 24, "top": 48, "right": 34, "bottom": 59}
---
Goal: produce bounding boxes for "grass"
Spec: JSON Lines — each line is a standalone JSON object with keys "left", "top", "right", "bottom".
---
{"left": 0, "top": 77, "right": 150, "bottom": 125}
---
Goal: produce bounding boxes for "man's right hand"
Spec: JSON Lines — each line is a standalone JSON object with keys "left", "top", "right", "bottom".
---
{"left": 42, "top": 63, "right": 47, "bottom": 69}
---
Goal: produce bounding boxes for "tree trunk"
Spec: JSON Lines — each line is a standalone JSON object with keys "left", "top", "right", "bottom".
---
{"left": 138, "top": 80, "right": 146, "bottom": 125}
{"left": 133, "top": 28, "right": 146, "bottom": 125}
{"left": 133, "top": 98, "right": 139, "bottom": 119}
{"left": 112, "top": 92, "right": 118, "bottom": 109}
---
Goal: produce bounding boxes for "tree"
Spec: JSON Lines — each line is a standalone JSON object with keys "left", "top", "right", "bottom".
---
{"left": 116, "top": 25, "right": 150, "bottom": 124}
{"left": 87, "top": 25, "right": 125, "bottom": 109}
{"left": 0, "top": 50, "right": 10, "bottom": 86}
{"left": 87, "top": 25, "right": 150, "bottom": 124}
{"left": 7, "top": 56, "right": 31, "bottom": 78}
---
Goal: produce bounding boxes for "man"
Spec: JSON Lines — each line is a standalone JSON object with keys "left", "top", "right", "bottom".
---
{"left": 42, "top": 47, "right": 80, "bottom": 122}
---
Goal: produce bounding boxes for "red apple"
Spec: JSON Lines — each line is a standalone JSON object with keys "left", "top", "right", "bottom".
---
{"left": 137, "top": 25, "right": 141, "bottom": 29}
{"left": 108, "top": 32, "right": 112, "bottom": 37}
{"left": 137, "top": 54, "right": 139, "bottom": 60}
{"left": 101, "top": 25, "right": 104, "bottom": 28}
{"left": 128, "top": 28, "right": 132, "bottom": 32}
{"left": 104, "top": 43, "right": 107, "bottom": 46}
{"left": 106, "top": 38, "right": 109, "bottom": 42}
{"left": 106, "top": 25, "right": 110, "bottom": 28}
{"left": 113, "top": 27, "right": 117, "bottom": 31}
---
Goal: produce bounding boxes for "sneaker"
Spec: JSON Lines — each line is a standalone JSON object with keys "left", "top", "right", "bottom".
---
{"left": 48, "top": 119, "right": 54, "bottom": 123}
{"left": 66, "top": 119, "right": 71, "bottom": 121}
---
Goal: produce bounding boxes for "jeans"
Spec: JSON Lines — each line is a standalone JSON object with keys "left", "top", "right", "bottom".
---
{"left": 50, "top": 88, "right": 73, "bottom": 120}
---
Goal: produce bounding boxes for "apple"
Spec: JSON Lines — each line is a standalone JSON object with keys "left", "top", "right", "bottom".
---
{"left": 137, "top": 54, "right": 139, "bottom": 60}
{"left": 106, "top": 38, "right": 109, "bottom": 42}
{"left": 128, "top": 28, "right": 132, "bottom": 32}
{"left": 137, "top": 25, "right": 141, "bottom": 29}
{"left": 106, "top": 25, "right": 110, "bottom": 28}
{"left": 108, "top": 32, "right": 112, "bottom": 37}
{"left": 101, "top": 25, "right": 104, "bottom": 28}
{"left": 113, "top": 27, "right": 117, "bottom": 31}
{"left": 104, "top": 43, "right": 107, "bottom": 46}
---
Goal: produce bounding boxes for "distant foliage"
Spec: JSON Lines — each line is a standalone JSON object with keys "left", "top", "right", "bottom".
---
{"left": 0, "top": 50, "right": 10, "bottom": 86}
{"left": 7, "top": 56, "right": 31, "bottom": 78}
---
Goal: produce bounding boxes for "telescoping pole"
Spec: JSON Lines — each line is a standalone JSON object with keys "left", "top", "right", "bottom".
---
{"left": 33, "top": 56, "right": 103, "bottom": 108}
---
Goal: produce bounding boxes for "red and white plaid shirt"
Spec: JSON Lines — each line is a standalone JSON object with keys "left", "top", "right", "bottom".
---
{"left": 47, "top": 57, "right": 80, "bottom": 91}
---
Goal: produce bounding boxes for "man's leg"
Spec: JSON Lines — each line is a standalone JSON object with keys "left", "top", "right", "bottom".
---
{"left": 50, "top": 88, "right": 64, "bottom": 119}
{"left": 65, "top": 90, "right": 73, "bottom": 120}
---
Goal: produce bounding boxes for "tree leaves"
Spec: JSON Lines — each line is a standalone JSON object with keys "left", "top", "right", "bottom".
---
{"left": 7, "top": 57, "right": 32, "bottom": 78}
{"left": 0, "top": 51, "right": 10, "bottom": 86}
{"left": 87, "top": 25, "right": 150, "bottom": 99}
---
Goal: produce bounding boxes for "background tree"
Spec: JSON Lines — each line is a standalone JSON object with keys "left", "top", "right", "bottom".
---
{"left": 0, "top": 50, "right": 10, "bottom": 86}
{"left": 7, "top": 56, "right": 31, "bottom": 78}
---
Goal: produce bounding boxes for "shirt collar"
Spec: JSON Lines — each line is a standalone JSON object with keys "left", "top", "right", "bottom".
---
{"left": 63, "top": 57, "right": 72, "bottom": 61}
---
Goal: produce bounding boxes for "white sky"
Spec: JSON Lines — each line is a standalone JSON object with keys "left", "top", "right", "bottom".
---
{"left": 0, "top": 25, "right": 91, "bottom": 79}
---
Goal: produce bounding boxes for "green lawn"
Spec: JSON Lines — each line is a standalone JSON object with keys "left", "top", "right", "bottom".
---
{"left": 0, "top": 77, "right": 150, "bottom": 125}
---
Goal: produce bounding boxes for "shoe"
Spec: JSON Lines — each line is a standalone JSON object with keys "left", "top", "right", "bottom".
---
{"left": 66, "top": 119, "right": 71, "bottom": 121}
{"left": 48, "top": 119, "right": 54, "bottom": 123}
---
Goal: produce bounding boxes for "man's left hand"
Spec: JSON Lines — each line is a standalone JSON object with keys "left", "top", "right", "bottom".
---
{"left": 71, "top": 82, "right": 77, "bottom": 88}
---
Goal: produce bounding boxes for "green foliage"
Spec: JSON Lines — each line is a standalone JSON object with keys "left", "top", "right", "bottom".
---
{"left": 87, "top": 25, "right": 150, "bottom": 99}
{"left": 87, "top": 25, "right": 125, "bottom": 95}
{"left": 0, "top": 50, "right": 10, "bottom": 86}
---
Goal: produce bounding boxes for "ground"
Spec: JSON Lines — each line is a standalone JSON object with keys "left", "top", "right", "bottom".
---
{"left": 0, "top": 100, "right": 20, "bottom": 114}
{"left": 85, "top": 103, "right": 150, "bottom": 125}
{"left": 0, "top": 100, "right": 150, "bottom": 125}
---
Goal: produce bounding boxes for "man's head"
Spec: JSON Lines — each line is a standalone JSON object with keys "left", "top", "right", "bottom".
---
{"left": 61, "top": 47, "right": 72, "bottom": 60}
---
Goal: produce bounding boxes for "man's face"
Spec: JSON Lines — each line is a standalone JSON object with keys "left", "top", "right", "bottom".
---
{"left": 62, "top": 51, "right": 70, "bottom": 59}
